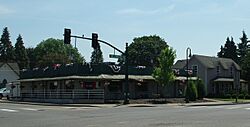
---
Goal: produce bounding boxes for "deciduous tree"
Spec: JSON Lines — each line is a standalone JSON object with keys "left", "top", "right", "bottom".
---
{"left": 153, "top": 47, "right": 176, "bottom": 86}
{"left": 126, "top": 35, "right": 168, "bottom": 67}
{"left": 34, "top": 38, "right": 85, "bottom": 67}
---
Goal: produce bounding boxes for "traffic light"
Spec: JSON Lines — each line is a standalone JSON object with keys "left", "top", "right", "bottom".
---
{"left": 64, "top": 28, "right": 71, "bottom": 44}
{"left": 92, "top": 33, "right": 99, "bottom": 49}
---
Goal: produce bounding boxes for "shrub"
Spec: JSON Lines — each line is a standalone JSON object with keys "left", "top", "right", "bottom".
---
{"left": 196, "top": 78, "right": 206, "bottom": 99}
{"left": 185, "top": 81, "right": 198, "bottom": 101}
{"left": 224, "top": 94, "right": 231, "bottom": 99}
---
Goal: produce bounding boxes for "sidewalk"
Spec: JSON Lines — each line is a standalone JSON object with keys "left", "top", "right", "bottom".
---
{"left": 1, "top": 98, "right": 250, "bottom": 108}
{"left": 183, "top": 98, "right": 250, "bottom": 106}
{"left": 0, "top": 99, "right": 117, "bottom": 108}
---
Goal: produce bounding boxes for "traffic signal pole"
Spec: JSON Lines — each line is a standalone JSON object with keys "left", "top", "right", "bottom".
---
{"left": 64, "top": 29, "right": 129, "bottom": 104}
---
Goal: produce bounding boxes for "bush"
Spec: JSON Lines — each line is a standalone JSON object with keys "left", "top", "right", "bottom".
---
{"left": 196, "top": 78, "right": 206, "bottom": 99}
{"left": 224, "top": 94, "right": 232, "bottom": 99}
{"left": 185, "top": 81, "right": 198, "bottom": 101}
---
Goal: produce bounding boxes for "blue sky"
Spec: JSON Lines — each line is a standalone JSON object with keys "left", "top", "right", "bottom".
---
{"left": 1, "top": 0, "right": 250, "bottom": 62}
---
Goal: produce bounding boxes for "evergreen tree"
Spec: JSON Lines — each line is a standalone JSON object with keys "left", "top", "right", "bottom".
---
{"left": 26, "top": 47, "right": 36, "bottom": 69}
{"left": 0, "top": 27, "right": 15, "bottom": 62}
{"left": 218, "top": 37, "right": 238, "bottom": 63}
{"left": 196, "top": 78, "right": 206, "bottom": 99}
{"left": 90, "top": 46, "right": 103, "bottom": 64}
{"left": 185, "top": 81, "right": 198, "bottom": 101}
{"left": 238, "top": 31, "right": 249, "bottom": 63}
{"left": 217, "top": 45, "right": 224, "bottom": 57}
{"left": 14, "top": 34, "right": 29, "bottom": 69}
{"left": 242, "top": 51, "right": 250, "bottom": 81}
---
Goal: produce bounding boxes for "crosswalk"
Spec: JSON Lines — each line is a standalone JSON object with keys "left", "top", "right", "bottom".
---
{"left": 0, "top": 106, "right": 99, "bottom": 113}
{"left": 186, "top": 105, "right": 250, "bottom": 110}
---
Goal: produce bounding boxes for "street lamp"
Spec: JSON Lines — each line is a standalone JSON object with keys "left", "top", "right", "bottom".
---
{"left": 185, "top": 47, "right": 192, "bottom": 103}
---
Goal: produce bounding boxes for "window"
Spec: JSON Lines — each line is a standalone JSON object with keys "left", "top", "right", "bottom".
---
{"left": 216, "top": 66, "right": 220, "bottom": 75}
{"left": 192, "top": 65, "right": 198, "bottom": 75}
{"left": 230, "top": 66, "right": 233, "bottom": 76}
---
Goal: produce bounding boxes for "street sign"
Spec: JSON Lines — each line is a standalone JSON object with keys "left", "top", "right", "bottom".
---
{"left": 109, "top": 54, "right": 121, "bottom": 59}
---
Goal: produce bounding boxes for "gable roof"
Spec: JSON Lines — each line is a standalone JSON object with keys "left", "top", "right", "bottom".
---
{"left": 173, "top": 60, "right": 186, "bottom": 69}
{"left": 191, "top": 55, "right": 241, "bottom": 70}
{"left": 0, "top": 62, "right": 20, "bottom": 75}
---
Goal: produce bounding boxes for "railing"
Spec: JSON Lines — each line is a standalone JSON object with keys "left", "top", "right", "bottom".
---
{"left": 21, "top": 89, "right": 104, "bottom": 99}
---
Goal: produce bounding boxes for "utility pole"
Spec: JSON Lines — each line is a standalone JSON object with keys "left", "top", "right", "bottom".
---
{"left": 63, "top": 28, "right": 130, "bottom": 104}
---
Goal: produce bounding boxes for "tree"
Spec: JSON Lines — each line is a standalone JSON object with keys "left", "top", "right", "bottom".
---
{"left": 26, "top": 47, "right": 36, "bottom": 69}
{"left": 185, "top": 81, "right": 198, "bottom": 101}
{"left": 241, "top": 51, "right": 250, "bottom": 82}
{"left": 90, "top": 46, "right": 103, "bottom": 64}
{"left": 14, "top": 34, "right": 29, "bottom": 69}
{"left": 196, "top": 78, "right": 206, "bottom": 99}
{"left": 126, "top": 35, "right": 168, "bottom": 67}
{"left": 218, "top": 37, "right": 238, "bottom": 63}
{"left": 34, "top": 38, "right": 85, "bottom": 67}
{"left": 153, "top": 47, "right": 176, "bottom": 87}
{"left": 238, "top": 31, "right": 249, "bottom": 63}
{"left": 0, "top": 27, "right": 15, "bottom": 62}
{"left": 217, "top": 45, "right": 224, "bottom": 57}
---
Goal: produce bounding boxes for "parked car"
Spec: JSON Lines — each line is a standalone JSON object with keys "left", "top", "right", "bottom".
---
{"left": 0, "top": 88, "right": 10, "bottom": 99}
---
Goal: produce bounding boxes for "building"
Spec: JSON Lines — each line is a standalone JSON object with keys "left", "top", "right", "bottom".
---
{"left": 0, "top": 62, "right": 20, "bottom": 97}
{"left": 173, "top": 55, "right": 248, "bottom": 96}
{"left": 19, "top": 63, "right": 159, "bottom": 103}
{"left": 19, "top": 62, "right": 199, "bottom": 103}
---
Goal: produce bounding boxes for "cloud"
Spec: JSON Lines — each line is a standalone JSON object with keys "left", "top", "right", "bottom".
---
{"left": 116, "top": 4, "right": 175, "bottom": 15}
{"left": 0, "top": 5, "right": 14, "bottom": 15}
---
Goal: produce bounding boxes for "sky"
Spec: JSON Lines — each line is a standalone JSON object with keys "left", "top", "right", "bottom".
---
{"left": 1, "top": 0, "right": 250, "bottom": 62}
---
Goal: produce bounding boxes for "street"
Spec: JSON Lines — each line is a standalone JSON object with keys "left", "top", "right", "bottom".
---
{"left": 0, "top": 103, "right": 250, "bottom": 127}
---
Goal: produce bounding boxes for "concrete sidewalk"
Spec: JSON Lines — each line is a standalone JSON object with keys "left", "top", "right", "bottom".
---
{"left": 1, "top": 98, "right": 249, "bottom": 108}
{"left": 183, "top": 98, "right": 250, "bottom": 106}
{"left": 0, "top": 99, "right": 117, "bottom": 108}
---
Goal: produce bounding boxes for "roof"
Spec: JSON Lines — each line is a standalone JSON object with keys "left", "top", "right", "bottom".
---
{"left": 173, "top": 60, "right": 186, "bottom": 69}
{"left": 0, "top": 62, "right": 20, "bottom": 75}
{"left": 19, "top": 74, "right": 199, "bottom": 83}
{"left": 213, "top": 77, "right": 247, "bottom": 83}
{"left": 191, "top": 55, "right": 241, "bottom": 70}
{"left": 20, "top": 63, "right": 154, "bottom": 79}
{"left": 19, "top": 74, "right": 155, "bottom": 82}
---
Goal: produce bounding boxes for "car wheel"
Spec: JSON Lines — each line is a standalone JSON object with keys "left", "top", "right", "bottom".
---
{"left": 6, "top": 95, "right": 9, "bottom": 100}
{"left": 0, "top": 94, "right": 3, "bottom": 99}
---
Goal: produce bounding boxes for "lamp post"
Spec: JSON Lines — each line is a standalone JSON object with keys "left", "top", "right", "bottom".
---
{"left": 185, "top": 47, "right": 192, "bottom": 103}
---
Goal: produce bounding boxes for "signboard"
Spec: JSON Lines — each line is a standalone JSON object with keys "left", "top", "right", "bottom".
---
{"left": 109, "top": 54, "right": 121, "bottom": 59}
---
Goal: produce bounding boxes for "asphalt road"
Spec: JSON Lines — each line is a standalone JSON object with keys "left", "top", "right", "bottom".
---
{"left": 0, "top": 103, "right": 250, "bottom": 127}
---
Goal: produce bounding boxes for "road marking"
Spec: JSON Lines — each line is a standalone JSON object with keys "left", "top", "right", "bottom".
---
{"left": 206, "top": 106, "right": 225, "bottom": 109}
{"left": 117, "top": 121, "right": 128, "bottom": 124}
{"left": 62, "top": 107, "right": 77, "bottom": 109}
{"left": 87, "top": 124, "right": 99, "bottom": 127}
{"left": 245, "top": 108, "right": 250, "bottom": 110}
{"left": 226, "top": 106, "right": 243, "bottom": 110}
{"left": 188, "top": 106, "right": 207, "bottom": 109}
{"left": 20, "top": 108, "right": 40, "bottom": 111}
{"left": 0, "top": 109, "right": 18, "bottom": 112}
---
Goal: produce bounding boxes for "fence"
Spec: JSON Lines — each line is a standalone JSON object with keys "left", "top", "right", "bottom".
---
{"left": 21, "top": 89, "right": 104, "bottom": 100}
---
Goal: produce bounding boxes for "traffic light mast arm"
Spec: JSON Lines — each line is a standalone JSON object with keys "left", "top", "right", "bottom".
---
{"left": 71, "top": 35, "right": 125, "bottom": 54}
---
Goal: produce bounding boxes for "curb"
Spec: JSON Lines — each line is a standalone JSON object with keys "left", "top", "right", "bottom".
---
{"left": 185, "top": 102, "right": 250, "bottom": 107}
{"left": 0, "top": 100, "right": 118, "bottom": 108}
{"left": 127, "top": 104, "right": 157, "bottom": 107}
